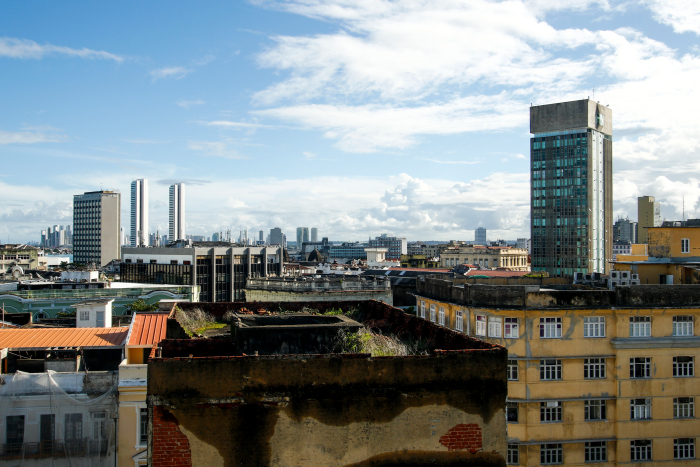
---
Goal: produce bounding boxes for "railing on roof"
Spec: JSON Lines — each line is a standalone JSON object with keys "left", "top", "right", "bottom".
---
{"left": 0, "top": 286, "right": 195, "bottom": 300}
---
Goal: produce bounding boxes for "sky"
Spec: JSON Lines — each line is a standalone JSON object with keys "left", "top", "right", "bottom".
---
{"left": 1, "top": 0, "right": 699, "bottom": 244}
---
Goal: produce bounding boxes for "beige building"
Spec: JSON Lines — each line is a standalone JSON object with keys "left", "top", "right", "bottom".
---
{"left": 638, "top": 196, "right": 661, "bottom": 244}
{"left": 0, "top": 244, "right": 40, "bottom": 276}
{"left": 415, "top": 277, "right": 700, "bottom": 466}
{"left": 441, "top": 245, "right": 529, "bottom": 271}
{"left": 73, "top": 190, "right": 121, "bottom": 267}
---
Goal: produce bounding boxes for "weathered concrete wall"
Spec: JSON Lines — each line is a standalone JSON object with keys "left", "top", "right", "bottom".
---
{"left": 244, "top": 288, "right": 393, "bottom": 306}
{"left": 530, "top": 99, "right": 612, "bottom": 136}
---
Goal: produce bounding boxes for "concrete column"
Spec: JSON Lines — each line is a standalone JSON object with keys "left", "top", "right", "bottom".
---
{"left": 277, "top": 247, "right": 283, "bottom": 276}
{"left": 246, "top": 248, "right": 252, "bottom": 278}
{"left": 210, "top": 249, "right": 216, "bottom": 302}
{"left": 228, "top": 248, "right": 234, "bottom": 302}
{"left": 262, "top": 248, "right": 268, "bottom": 277}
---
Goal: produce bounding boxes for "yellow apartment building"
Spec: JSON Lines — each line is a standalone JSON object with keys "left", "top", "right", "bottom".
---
{"left": 415, "top": 277, "right": 700, "bottom": 466}
{"left": 441, "top": 245, "right": 530, "bottom": 270}
{"left": 615, "top": 221, "right": 700, "bottom": 285}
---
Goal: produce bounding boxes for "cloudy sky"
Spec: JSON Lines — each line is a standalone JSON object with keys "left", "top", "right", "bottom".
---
{"left": 1, "top": 0, "right": 699, "bottom": 243}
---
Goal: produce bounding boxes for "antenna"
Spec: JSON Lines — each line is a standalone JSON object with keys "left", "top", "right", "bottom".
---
{"left": 683, "top": 196, "right": 685, "bottom": 221}
{"left": 592, "top": 87, "right": 595, "bottom": 100}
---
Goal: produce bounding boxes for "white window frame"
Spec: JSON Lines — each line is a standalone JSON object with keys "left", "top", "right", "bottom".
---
{"left": 584, "top": 400, "right": 606, "bottom": 421}
{"left": 631, "top": 440, "right": 652, "bottom": 461}
{"left": 673, "top": 356, "right": 694, "bottom": 377}
{"left": 455, "top": 310, "right": 463, "bottom": 332}
{"left": 584, "top": 358, "right": 606, "bottom": 379}
{"left": 504, "top": 317, "right": 519, "bottom": 339}
{"left": 540, "top": 401, "right": 562, "bottom": 422}
{"left": 429, "top": 304, "right": 436, "bottom": 323}
{"left": 540, "top": 443, "right": 563, "bottom": 465}
{"left": 682, "top": 238, "right": 690, "bottom": 254}
{"left": 583, "top": 316, "right": 605, "bottom": 337}
{"left": 630, "top": 398, "right": 652, "bottom": 420}
{"left": 540, "top": 317, "right": 562, "bottom": 338}
{"left": 585, "top": 441, "right": 607, "bottom": 462}
{"left": 674, "top": 397, "right": 694, "bottom": 419}
{"left": 438, "top": 307, "right": 445, "bottom": 326}
{"left": 673, "top": 316, "right": 694, "bottom": 336}
{"left": 630, "top": 316, "right": 651, "bottom": 337}
{"left": 507, "top": 402, "right": 519, "bottom": 423}
{"left": 507, "top": 359, "right": 518, "bottom": 381}
{"left": 507, "top": 444, "right": 519, "bottom": 465}
{"left": 488, "top": 316, "right": 502, "bottom": 338}
{"left": 475, "top": 315, "right": 486, "bottom": 336}
{"left": 79, "top": 310, "right": 90, "bottom": 321}
{"left": 630, "top": 357, "right": 651, "bottom": 379}
{"left": 674, "top": 438, "right": 695, "bottom": 460}
{"left": 420, "top": 301, "right": 426, "bottom": 319}
{"left": 540, "top": 359, "right": 562, "bottom": 380}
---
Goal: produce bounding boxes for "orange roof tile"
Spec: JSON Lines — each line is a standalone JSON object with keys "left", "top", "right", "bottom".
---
{"left": 0, "top": 327, "right": 128, "bottom": 350}
{"left": 127, "top": 313, "right": 169, "bottom": 346}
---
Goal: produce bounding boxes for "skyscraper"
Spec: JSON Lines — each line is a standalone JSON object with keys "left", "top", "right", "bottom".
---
{"left": 73, "top": 190, "right": 121, "bottom": 266}
{"left": 530, "top": 99, "right": 613, "bottom": 276}
{"left": 296, "top": 227, "right": 309, "bottom": 247}
{"left": 169, "top": 183, "right": 185, "bottom": 242}
{"left": 269, "top": 227, "right": 284, "bottom": 246}
{"left": 130, "top": 179, "right": 148, "bottom": 247}
{"left": 637, "top": 195, "right": 661, "bottom": 243}
{"left": 310, "top": 227, "right": 318, "bottom": 242}
{"left": 474, "top": 227, "right": 487, "bottom": 245}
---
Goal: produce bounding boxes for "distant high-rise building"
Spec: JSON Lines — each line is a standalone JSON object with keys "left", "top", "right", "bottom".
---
{"left": 73, "top": 190, "right": 121, "bottom": 266}
{"left": 311, "top": 227, "right": 318, "bottom": 242}
{"left": 530, "top": 99, "right": 613, "bottom": 276}
{"left": 475, "top": 227, "right": 487, "bottom": 245}
{"left": 638, "top": 195, "right": 661, "bottom": 243}
{"left": 296, "top": 227, "right": 309, "bottom": 248}
{"left": 259, "top": 230, "right": 264, "bottom": 243}
{"left": 169, "top": 183, "right": 185, "bottom": 242}
{"left": 613, "top": 216, "right": 638, "bottom": 244}
{"left": 368, "top": 234, "right": 407, "bottom": 260}
{"left": 269, "top": 227, "right": 284, "bottom": 246}
{"left": 130, "top": 179, "right": 148, "bottom": 247}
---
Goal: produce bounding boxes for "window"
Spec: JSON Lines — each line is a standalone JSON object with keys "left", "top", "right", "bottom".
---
{"left": 630, "top": 398, "right": 651, "bottom": 420}
{"left": 420, "top": 301, "right": 426, "bottom": 319}
{"left": 585, "top": 400, "right": 606, "bottom": 421}
{"left": 630, "top": 357, "right": 651, "bottom": 378}
{"left": 540, "top": 317, "right": 562, "bottom": 338}
{"left": 682, "top": 238, "right": 690, "bottom": 254}
{"left": 673, "top": 316, "right": 694, "bottom": 336}
{"left": 475, "top": 315, "right": 486, "bottom": 336}
{"left": 40, "top": 414, "right": 55, "bottom": 447}
{"left": 139, "top": 407, "right": 148, "bottom": 445}
{"left": 79, "top": 310, "right": 90, "bottom": 321}
{"left": 488, "top": 317, "right": 502, "bottom": 337}
{"left": 6, "top": 415, "right": 25, "bottom": 448}
{"left": 540, "top": 444, "right": 563, "bottom": 464}
{"left": 438, "top": 307, "right": 445, "bottom": 326}
{"left": 630, "top": 316, "right": 651, "bottom": 337}
{"left": 507, "top": 444, "right": 519, "bottom": 465}
{"left": 674, "top": 397, "right": 694, "bottom": 418}
{"left": 673, "top": 356, "right": 694, "bottom": 377}
{"left": 583, "top": 316, "right": 605, "bottom": 337}
{"left": 64, "top": 413, "right": 83, "bottom": 450}
{"left": 540, "top": 401, "right": 562, "bottom": 422}
{"left": 540, "top": 359, "right": 562, "bottom": 380}
{"left": 630, "top": 440, "right": 652, "bottom": 461}
{"left": 507, "top": 360, "right": 519, "bottom": 381}
{"left": 674, "top": 438, "right": 695, "bottom": 460}
{"left": 429, "top": 304, "right": 436, "bottom": 323}
{"left": 170, "top": 260, "right": 178, "bottom": 265}
{"left": 584, "top": 358, "right": 606, "bottom": 379}
{"left": 456, "top": 310, "right": 463, "bottom": 332}
{"left": 504, "top": 318, "right": 519, "bottom": 338}
{"left": 507, "top": 402, "right": 518, "bottom": 423}
{"left": 585, "top": 441, "right": 607, "bottom": 462}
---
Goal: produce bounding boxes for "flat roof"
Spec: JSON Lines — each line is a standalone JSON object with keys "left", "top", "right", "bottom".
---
{"left": 0, "top": 327, "right": 128, "bottom": 350}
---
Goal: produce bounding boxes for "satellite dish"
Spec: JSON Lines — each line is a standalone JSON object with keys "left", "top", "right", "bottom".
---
{"left": 11, "top": 265, "right": 24, "bottom": 280}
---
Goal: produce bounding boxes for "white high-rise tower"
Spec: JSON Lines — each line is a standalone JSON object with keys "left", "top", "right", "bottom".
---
{"left": 130, "top": 179, "right": 148, "bottom": 247}
{"left": 169, "top": 183, "right": 185, "bottom": 242}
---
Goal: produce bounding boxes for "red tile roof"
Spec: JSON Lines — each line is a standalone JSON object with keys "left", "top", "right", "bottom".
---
{"left": 127, "top": 313, "right": 169, "bottom": 346}
{"left": 0, "top": 327, "right": 128, "bottom": 350}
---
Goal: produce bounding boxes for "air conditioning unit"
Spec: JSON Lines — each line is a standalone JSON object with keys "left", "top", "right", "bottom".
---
{"left": 611, "top": 271, "right": 620, "bottom": 280}
{"left": 574, "top": 272, "right": 584, "bottom": 281}
{"left": 631, "top": 274, "right": 639, "bottom": 280}
{"left": 585, "top": 274, "right": 592, "bottom": 281}
{"left": 609, "top": 280, "right": 619, "bottom": 289}
{"left": 620, "top": 280, "right": 629, "bottom": 286}
{"left": 621, "top": 271, "right": 630, "bottom": 279}
{"left": 631, "top": 279, "right": 641, "bottom": 285}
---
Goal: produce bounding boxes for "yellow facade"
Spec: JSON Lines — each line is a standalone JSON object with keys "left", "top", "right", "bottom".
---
{"left": 117, "top": 355, "right": 148, "bottom": 466}
{"left": 441, "top": 246, "right": 530, "bottom": 270}
{"left": 416, "top": 293, "right": 700, "bottom": 466}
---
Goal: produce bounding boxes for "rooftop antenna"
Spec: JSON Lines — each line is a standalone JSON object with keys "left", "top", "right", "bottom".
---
{"left": 683, "top": 196, "right": 685, "bottom": 221}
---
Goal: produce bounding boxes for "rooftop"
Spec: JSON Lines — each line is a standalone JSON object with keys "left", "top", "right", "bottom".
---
{"left": 0, "top": 326, "right": 128, "bottom": 350}
{"left": 126, "top": 312, "right": 169, "bottom": 346}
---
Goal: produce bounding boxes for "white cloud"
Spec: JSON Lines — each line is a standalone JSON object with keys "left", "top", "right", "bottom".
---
{"left": 149, "top": 66, "right": 191, "bottom": 81}
{"left": 177, "top": 99, "right": 205, "bottom": 109}
{"left": 302, "top": 151, "right": 317, "bottom": 159}
{"left": 0, "top": 36, "right": 123, "bottom": 61}
{"left": 204, "top": 120, "right": 273, "bottom": 129}
{"left": 643, "top": 0, "right": 700, "bottom": 35}
{"left": 0, "top": 130, "right": 67, "bottom": 145}
{"left": 188, "top": 141, "right": 246, "bottom": 159}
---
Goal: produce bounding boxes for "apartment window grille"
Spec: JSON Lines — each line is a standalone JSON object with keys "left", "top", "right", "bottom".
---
{"left": 540, "top": 444, "right": 563, "bottom": 464}
{"left": 585, "top": 441, "right": 607, "bottom": 462}
{"left": 455, "top": 310, "right": 464, "bottom": 332}
{"left": 507, "top": 444, "right": 519, "bottom": 465}
{"left": 79, "top": 310, "right": 89, "bottom": 321}
{"left": 65, "top": 413, "right": 83, "bottom": 441}
{"left": 475, "top": 315, "right": 486, "bottom": 336}
{"left": 583, "top": 316, "right": 605, "bottom": 337}
{"left": 429, "top": 304, "right": 436, "bottom": 323}
{"left": 540, "top": 359, "right": 562, "bottom": 380}
{"left": 504, "top": 318, "right": 519, "bottom": 338}
{"left": 540, "top": 401, "right": 562, "bottom": 422}
{"left": 420, "top": 301, "right": 426, "bottom": 319}
{"left": 540, "top": 317, "right": 562, "bottom": 338}
{"left": 630, "top": 440, "right": 652, "bottom": 461}
{"left": 682, "top": 238, "right": 690, "bottom": 254}
{"left": 674, "top": 438, "right": 695, "bottom": 460}
{"left": 630, "top": 316, "right": 651, "bottom": 337}
{"left": 673, "top": 316, "right": 694, "bottom": 336}
{"left": 630, "top": 398, "right": 652, "bottom": 420}
{"left": 488, "top": 316, "right": 502, "bottom": 337}
{"left": 584, "top": 358, "right": 606, "bottom": 379}
{"left": 438, "top": 307, "right": 445, "bottom": 326}
{"left": 6, "top": 415, "right": 25, "bottom": 449}
{"left": 139, "top": 407, "right": 148, "bottom": 445}
{"left": 507, "top": 402, "right": 519, "bottom": 423}
{"left": 630, "top": 357, "right": 651, "bottom": 378}
{"left": 507, "top": 360, "right": 518, "bottom": 381}
{"left": 673, "top": 356, "right": 694, "bottom": 377}
{"left": 584, "top": 400, "right": 606, "bottom": 421}
{"left": 674, "top": 397, "right": 694, "bottom": 418}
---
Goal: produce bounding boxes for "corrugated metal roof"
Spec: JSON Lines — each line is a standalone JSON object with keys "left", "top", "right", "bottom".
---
{"left": 127, "top": 313, "right": 168, "bottom": 346}
{"left": 0, "top": 327, "right": 128, "bottom": 350}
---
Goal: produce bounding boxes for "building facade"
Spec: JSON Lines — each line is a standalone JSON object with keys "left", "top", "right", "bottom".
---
{"left": 475, "top": 227, "right": 487, "bottom": 245}
{"left": 269, "top": 227, "right": 284, "bottom": 246}
{"left": 415, "top": 278, "right": 700, "bottom": 466}
{"left": 0, "top": 244, "right": 40, "bottom": 275}
{"left": 613, "top": 217, "right": 638, "bottom": 244}
{"left": 296, "top": 227, "right": 309, "bottom": 248}
{"left": 73, "top": 190, "right": 121, "bottom": 267}
{"left": 329, "top": 242, "right": 368, "bottom": 260}
{"left": 311, "top": 227, "right": 318, "bottom": 242}
{"left": 368, "top": 234, "right": 407, "bottom": 260}
{"left": 130, "top": 179, "right": 148, "bottom": 248}
{"left": 530, "top": 99, "right": 613, "bottom": 276}
{"left": 440, "top": 245, "right": 529, "bottom": 270}
{"left": 638, "top": 196, "right": 661, "bottom": 244}
{"left": 168, "top": 182, "right": 185, "bottom": 242}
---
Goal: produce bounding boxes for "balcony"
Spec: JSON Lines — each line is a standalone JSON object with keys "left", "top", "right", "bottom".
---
{"left": 0, "top": 438, "right": 109, "bottom": 459}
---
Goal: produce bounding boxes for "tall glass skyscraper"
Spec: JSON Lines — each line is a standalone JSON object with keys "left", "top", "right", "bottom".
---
{"left": 169, "top": 182, "right": 185, "bottom": 242}
{"left": 130, "top": 179, "right": 148, "bottom": 247}
{"left": 530, "top": 99, "right": 612, "bottom": 277}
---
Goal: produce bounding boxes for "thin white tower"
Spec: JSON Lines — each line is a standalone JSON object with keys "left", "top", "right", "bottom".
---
{"left": 130, "top": 179, "right": 149, "bottom": 247}
{"left": 169, "top": 183, "right": 185, "bottom": 242}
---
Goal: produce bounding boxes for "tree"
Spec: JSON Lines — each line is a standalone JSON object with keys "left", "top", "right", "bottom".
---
{"left": 124, "top": 299, "right": 160, "bottom": 314}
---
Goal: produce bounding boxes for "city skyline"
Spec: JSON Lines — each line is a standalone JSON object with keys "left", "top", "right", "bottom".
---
{"left": 1, "top": 1, "right": 699, "bottom": 243}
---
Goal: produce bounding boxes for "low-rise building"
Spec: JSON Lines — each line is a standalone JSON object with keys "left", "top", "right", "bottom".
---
{"left": 244, "top": 276, "right": 393, "bottom": 305}
{"left": 1, "top": 244, "right": 40, "bottom": 277}
{"left": 441, "top": 245, "right": 529, "bottom": 271}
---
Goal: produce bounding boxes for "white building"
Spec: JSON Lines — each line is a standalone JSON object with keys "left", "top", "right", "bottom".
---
{"left": 73, "top": 190, "right": 121, "bottom": 267}
{"left": 130, "top": 179, "right": 148, "bottom": 247}
{"left": 169, "top": 183, "right": 185, "bottom": 242}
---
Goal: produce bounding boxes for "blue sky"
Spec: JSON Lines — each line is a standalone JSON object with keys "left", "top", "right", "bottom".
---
{"left": 1, "top": 0, "right": 699, "bottom": 243}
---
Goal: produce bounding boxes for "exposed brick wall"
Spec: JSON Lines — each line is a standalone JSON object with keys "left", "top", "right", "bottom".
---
{"left": 151, "top": 405, "right": 192, "bottom": 467}
{"left": 439, "top": 423, "right": 483, "bottom": 453}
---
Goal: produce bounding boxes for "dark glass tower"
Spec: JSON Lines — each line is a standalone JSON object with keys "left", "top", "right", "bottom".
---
{"left": 530, "top": 99, "right": 612, "bottom": 277}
